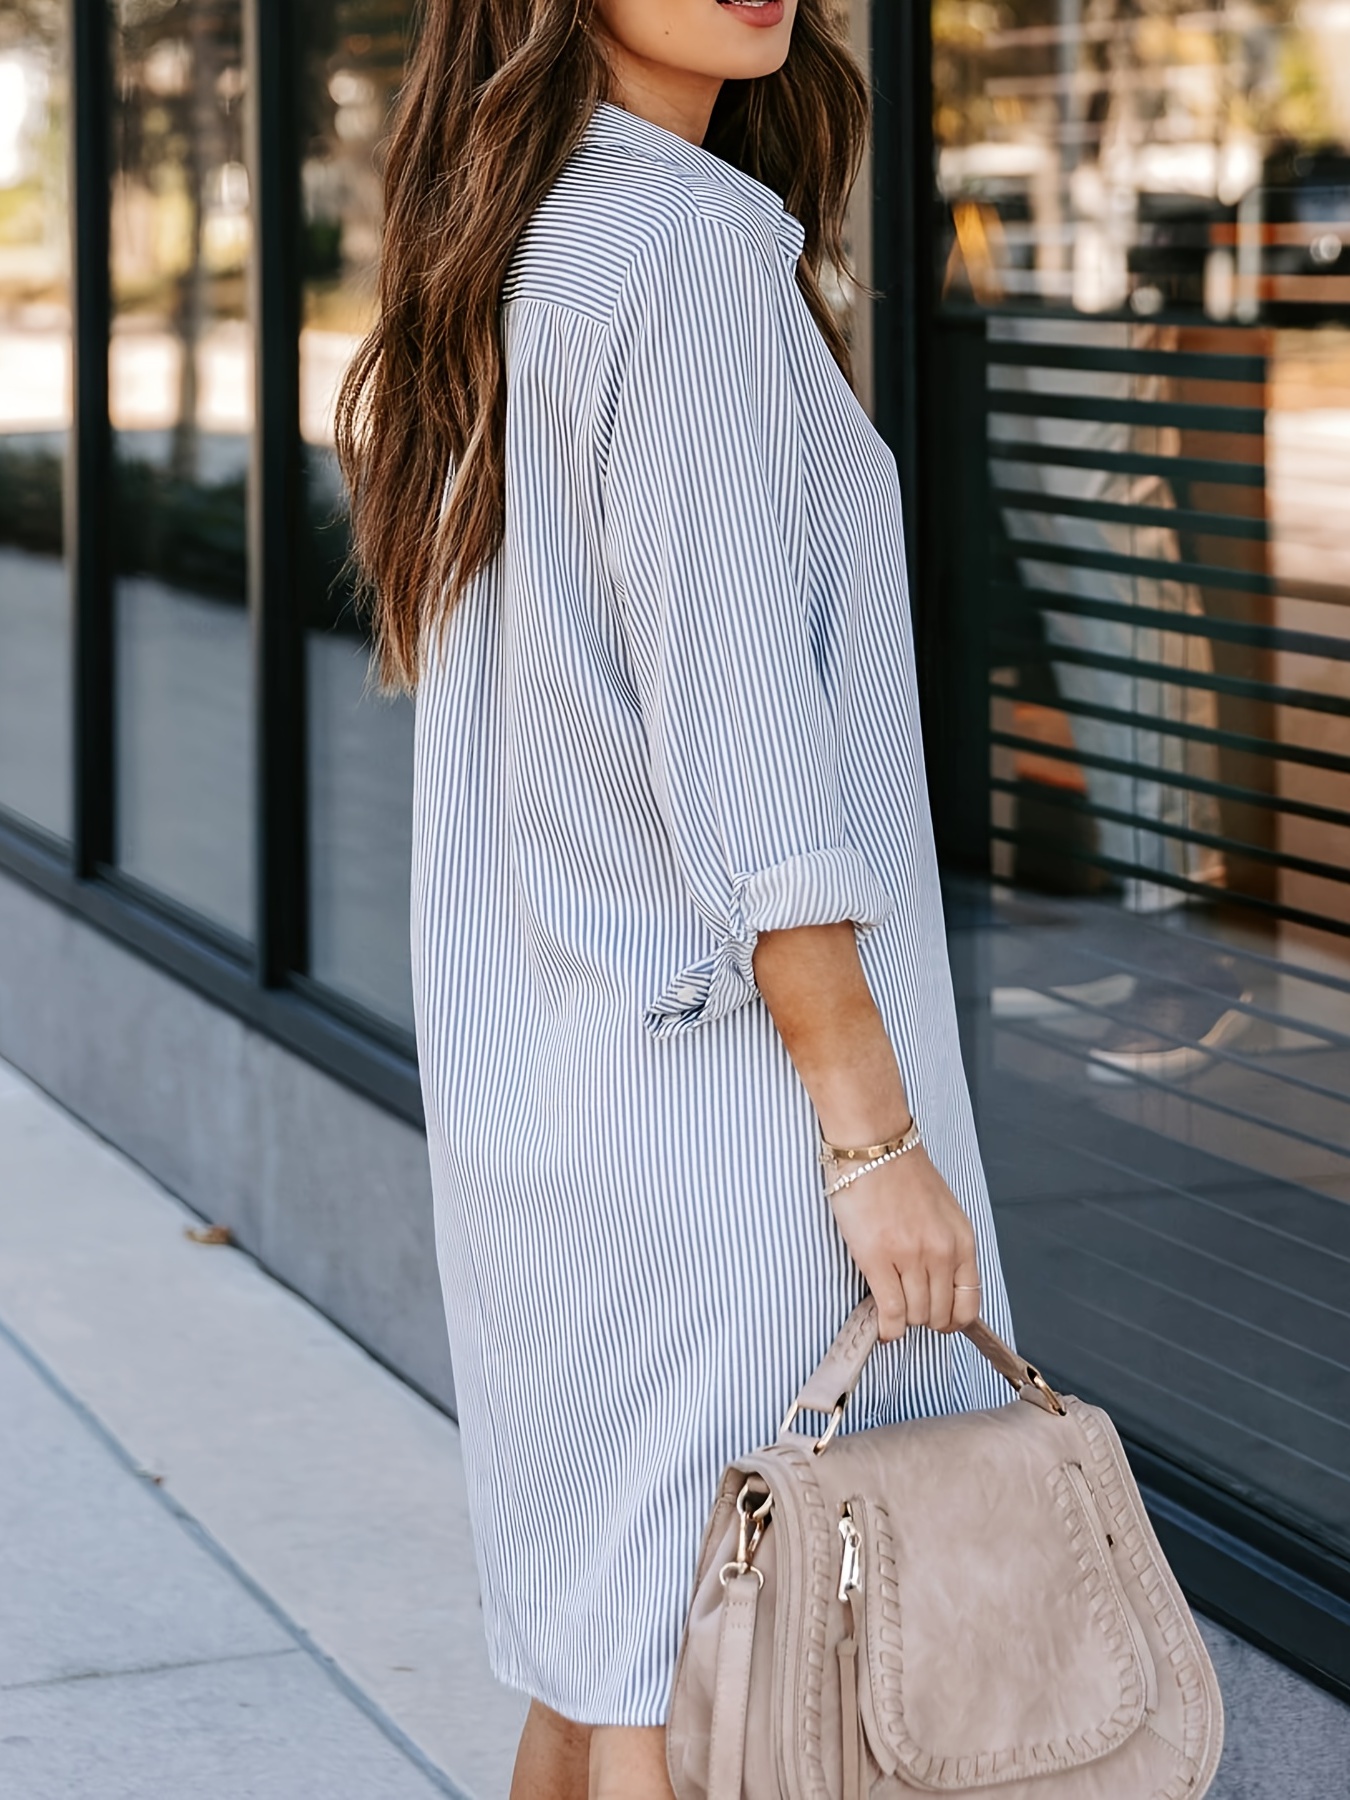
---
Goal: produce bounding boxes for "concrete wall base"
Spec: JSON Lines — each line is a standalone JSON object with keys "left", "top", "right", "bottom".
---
{"left": 0, "top": 867, "right": 453, "bottom": 1412}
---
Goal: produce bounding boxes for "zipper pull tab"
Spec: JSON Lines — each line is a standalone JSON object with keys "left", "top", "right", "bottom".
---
{"left": 838, "top": 1504, "right": 862, "bottom": 1601}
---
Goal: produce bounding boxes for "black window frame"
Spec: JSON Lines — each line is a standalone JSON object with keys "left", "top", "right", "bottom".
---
{"left": 0, "top": 0, "right": 422, "bottom": 1123}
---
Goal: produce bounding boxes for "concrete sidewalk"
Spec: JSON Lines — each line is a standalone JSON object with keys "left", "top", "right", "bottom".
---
{"left": 1, "top": 1055, "right": 1347, "bottom": 1798}
{"left": 0, "top": 1055, "right": 525, "bottom": 1798}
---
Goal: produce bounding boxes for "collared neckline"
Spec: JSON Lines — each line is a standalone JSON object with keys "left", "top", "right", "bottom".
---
{"left": 585, "top": 100, "right": 806, "bottom": 261}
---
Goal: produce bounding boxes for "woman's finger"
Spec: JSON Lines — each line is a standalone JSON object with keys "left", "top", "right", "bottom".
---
{"left": 951, "top": 1253, "right": 983, "bottom": 1330}
{"left": 899, "top": 1262, "right": 930, "bottom": 1329}
{"left": 928, "top": 1266, "right": 956, "bottom": 1334}
{"left": 871, "top": 1270, "right": 908, "bottom": 1343}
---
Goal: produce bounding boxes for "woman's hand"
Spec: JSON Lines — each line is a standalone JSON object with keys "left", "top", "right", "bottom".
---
{"left": 751, "top": 919, "right": 983, "bottom": 1341}
{"left": 826, "top": 1146, "right": 982, "bottom": 1341}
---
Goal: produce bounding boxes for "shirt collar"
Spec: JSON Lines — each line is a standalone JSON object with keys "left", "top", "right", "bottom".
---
{"left": 585, "top": 100, "right": 806, "bottom": 263}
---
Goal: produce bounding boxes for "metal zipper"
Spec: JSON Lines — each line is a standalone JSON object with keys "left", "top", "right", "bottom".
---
{"left": 838, "top": 1503, "right": 863, "bottom": 1601}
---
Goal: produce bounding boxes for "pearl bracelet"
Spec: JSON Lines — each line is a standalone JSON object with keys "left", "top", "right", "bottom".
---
{"left": 822, "top": 1121, "right": 923, "bottom": 1198}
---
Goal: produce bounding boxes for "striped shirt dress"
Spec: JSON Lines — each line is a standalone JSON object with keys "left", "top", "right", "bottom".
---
{"left": 410, "top": 100, "right": 1015, "bottom": 1728}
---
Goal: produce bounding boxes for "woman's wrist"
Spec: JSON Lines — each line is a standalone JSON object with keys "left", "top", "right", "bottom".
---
{"left": 751, "top": 919, "right": 911, "bottom": 1149}
{"left": 821, "top": 1120, "right": 923, "bottom": 1197}
{"left": 812, "top": 1079, "right": 911, "bottom": 1151}
{"left": 804, "top": 1036, "right": 909, "bottom": 1147}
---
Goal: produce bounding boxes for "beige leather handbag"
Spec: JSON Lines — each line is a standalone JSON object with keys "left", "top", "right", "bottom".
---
{"left": 667, "top": 1299, "right": 1223, "bottom": 1800}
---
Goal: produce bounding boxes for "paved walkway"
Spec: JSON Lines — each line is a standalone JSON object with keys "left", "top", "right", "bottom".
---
{"left": 0, "top": 1056, "right": 1346, "bottom": 1797}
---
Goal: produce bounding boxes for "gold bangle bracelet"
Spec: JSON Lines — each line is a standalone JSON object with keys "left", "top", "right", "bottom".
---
{"left": 822, "top": 1125, "right": 924, "bottom": 1198}
{"left": 818, "top": 1118, "right": 916, "bottom": 1165}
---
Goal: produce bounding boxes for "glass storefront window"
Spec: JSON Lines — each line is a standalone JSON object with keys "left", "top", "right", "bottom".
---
{"left": 935, "top": 0, "right": 1350, "bottom": 323}
{"left": 298, "top": 3, "right": 414, "bottom": 1034}
{"left": 110, "top": 0, "right": 254, "bottom": 941}
{"left": 0, "top": 3, "right": 70, "bottom": 840}
{"left": 931, "top": 2, "right": 1350, "bottom": 1563}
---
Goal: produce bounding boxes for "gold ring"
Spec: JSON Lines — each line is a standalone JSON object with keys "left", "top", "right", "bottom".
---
{"left": 953, "top": 1284, "right": 982, "bottom": 1291}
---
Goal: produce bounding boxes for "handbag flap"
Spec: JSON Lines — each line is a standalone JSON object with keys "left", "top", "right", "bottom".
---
{"left": 818, "top": 1401, "right": 1150, "bottom": 1791}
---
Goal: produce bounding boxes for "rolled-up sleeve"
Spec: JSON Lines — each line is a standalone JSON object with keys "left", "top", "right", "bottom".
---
{"left": 600, "top": 210, "right": 893, "bottom": 1037}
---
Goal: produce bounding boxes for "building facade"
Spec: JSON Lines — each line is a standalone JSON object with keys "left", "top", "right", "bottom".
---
{"left": 1, "top": 0, "right": 1347, "bottom": 1697}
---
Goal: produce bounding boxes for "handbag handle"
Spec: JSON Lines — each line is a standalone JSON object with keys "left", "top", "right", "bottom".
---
{"left": 780, "top": 1297, "right": 1065, "bottom": 1452}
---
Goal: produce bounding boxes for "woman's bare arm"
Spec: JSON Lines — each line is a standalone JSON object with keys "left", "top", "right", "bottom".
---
{"left": 753, "top": 922, "right": 982, "bottom": 1341}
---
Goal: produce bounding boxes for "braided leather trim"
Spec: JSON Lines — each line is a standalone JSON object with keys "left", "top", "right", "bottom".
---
{"left": 787, "top": 1304, "right": 880, "bottom": 1421}
{"left": 859, "top": 1470, "right": 1145, "bottom": 1789}
{"left": 861, "top": 1500, "right": 903, "bottom": 1776}
{"left": 757, "top": 1443, "right": 838, "bottom": 1800}
{"left": 1071, "top": 1400, "right": 1220, "bottom": 1789}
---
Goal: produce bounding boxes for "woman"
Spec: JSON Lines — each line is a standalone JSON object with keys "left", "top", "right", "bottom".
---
{"left": 337, "top": 2, "right": 1014, "bottom": 1795}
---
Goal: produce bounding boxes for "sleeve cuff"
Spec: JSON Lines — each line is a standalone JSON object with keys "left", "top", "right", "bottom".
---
{"left": 643, "top": 847, "right": 893, "bottom": 1039}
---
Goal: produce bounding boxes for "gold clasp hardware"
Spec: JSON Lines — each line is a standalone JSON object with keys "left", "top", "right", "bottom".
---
{"left": 718, "top": 1479, "right": 772, "bottom": 1590}
{"left": 779, "top": 1394, "right": 848, "bottom": 1455}
{"left": 1022, "top": 1364, "right": 1067, "bottom": 1417}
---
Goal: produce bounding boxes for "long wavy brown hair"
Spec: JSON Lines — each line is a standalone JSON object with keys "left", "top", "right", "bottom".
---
{"left": 335, "top": 0, "right": 870, "bottom": 691}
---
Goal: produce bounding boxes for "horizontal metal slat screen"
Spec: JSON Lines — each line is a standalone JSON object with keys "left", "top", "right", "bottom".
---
{"left": 985, "top": 314, "right": 1350, "bottom": 948}
{"left": 924, "top": 307, "right": 1350, "bottom": 1612}
{"left": 921, "top": 0, "right": 1350, "bottom": 1686}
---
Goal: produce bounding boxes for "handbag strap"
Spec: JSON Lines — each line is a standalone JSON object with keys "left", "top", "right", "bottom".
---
{"left": 706, "top": 1570, "right": 762, "bottom": 1800}
{"left": 783, "top": 1298, "right": 1065, "bottom": 1441}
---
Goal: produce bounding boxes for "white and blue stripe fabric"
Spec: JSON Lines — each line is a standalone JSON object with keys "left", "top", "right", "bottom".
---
{"left": 411, "top": 99, "right": 1014, "bottom": 1728}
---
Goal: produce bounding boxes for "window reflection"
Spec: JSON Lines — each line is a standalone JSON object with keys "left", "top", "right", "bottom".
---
{"left": 300, "top": 3, "right": 414, "bottom": 1034}
{"left": 110, "top": 0, "right": 253, "bottom": 941}
{"left": 933, "top": 2, "right": 1350, "bottom": 1561}
{"left": 935, "top": 1, "right": 1350, "bottom": 322}
{"left": 0, "top": 5, "right": 70, "bottom": 839}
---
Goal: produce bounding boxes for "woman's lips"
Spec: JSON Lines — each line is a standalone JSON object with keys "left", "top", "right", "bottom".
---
{"left": 717, "top": 0, "right": 786, "bottom": 25}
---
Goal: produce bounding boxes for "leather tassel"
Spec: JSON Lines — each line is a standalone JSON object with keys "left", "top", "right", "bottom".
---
{"left": 837, "top": 1631, "right": 863, "bottom": 1800}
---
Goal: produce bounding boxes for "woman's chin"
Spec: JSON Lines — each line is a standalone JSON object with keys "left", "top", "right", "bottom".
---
{"left": 705, "top": 0, "right": 794, "bottom": 78}
{"left": 700, "top": 41, "right": 794, "bottom": 82}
